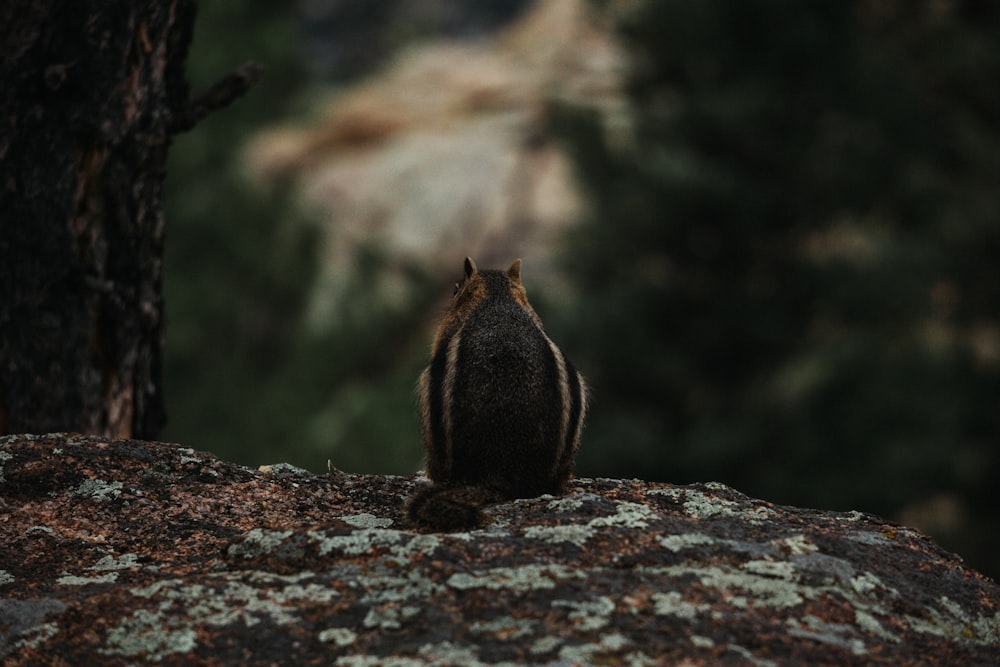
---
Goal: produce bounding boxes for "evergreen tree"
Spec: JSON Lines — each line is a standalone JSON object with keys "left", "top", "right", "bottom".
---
{"left": 164, "top": 3, "right": 436, "bottom": 473}
{"left": 163, "top": 2, "right": 317, "bottom": 463}
{"left": 554, "top": 0, "right": 1000, "bottom": 576}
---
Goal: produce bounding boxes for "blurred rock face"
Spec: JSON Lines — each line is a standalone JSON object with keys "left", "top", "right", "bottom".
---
{"left": 246, "top": 0, "right": 626, "bottom": 326}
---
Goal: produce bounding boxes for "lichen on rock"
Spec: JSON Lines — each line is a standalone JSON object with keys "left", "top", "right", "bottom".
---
{"left": 1, "top": 433, "right": 998, "bottom": 665}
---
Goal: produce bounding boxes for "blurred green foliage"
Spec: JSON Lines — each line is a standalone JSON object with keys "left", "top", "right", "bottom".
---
{"left": 164, "top": 0, "right": 1000, "bottom": 578}
{"left": 163, "top": 1, "right": 314, "bottom": 465}
{"left": 163, "top": 2, "right": 433, "bottom": 473}
{"left": 552, "top": 0, "right": 1000, "bottom": 577}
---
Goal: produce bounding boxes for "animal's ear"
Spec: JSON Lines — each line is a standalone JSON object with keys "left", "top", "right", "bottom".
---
{"left": 507, "top": 258, "right": 522, "bottom": 282}
{"left": 464, "top": 257, "right": 477, "bottom": 279}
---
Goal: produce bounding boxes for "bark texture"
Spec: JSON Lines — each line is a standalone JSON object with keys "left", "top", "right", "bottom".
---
{"left": 0, "top": 1, "right": 194, "bottom": 437}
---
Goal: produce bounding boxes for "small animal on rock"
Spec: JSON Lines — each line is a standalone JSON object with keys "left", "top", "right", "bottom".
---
{"left": 407, "top": 257, "right": 588, "bottom": 531}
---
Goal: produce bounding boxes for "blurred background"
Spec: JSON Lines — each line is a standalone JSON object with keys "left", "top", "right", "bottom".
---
{"left": 163, "top": 0, "right": 1000, "bottom": 580}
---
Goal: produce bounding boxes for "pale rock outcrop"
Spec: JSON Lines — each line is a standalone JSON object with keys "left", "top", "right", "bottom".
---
{"left": 244, "top": 0, "right": 626, "bottom": 326}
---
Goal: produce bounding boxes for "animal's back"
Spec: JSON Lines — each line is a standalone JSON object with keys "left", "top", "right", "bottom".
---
{"left": 448, "top": 288, "right": 564, "bottom": 495}
{"left": 408, "top": 258, "right": 587, "bottom": 531}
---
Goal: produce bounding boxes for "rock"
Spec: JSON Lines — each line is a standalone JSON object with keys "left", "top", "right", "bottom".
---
{"left": 244, "top": 0, "right": 627, "bottom": 327}
{"left": 1, "top": 433, "right": 997, "bottom": 665}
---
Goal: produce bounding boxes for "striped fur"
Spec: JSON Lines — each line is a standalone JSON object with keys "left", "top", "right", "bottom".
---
{"left": 409, "top": 257, "right": 588, "bottom": 531}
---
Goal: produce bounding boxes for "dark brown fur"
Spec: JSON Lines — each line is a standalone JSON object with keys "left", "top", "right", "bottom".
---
{"left": 407, "top": 258, "right": 587, "bottom": 531}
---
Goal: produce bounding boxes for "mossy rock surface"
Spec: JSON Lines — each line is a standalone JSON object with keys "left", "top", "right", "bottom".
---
{"left": 1, "top": 434, "right": 997, "bottom": 665}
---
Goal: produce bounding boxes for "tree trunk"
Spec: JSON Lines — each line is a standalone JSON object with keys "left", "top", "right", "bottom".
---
{"left": 0, "top": 1, "right": 198, "bottom": 438}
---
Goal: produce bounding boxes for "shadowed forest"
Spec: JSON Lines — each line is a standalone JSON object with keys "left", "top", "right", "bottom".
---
{"left": 163, "top": 1, "right": 1000, "bottom": 579}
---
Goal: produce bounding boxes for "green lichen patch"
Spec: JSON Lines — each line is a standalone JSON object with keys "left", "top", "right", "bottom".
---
{"left": 89, "top": 553, "right": 141, "bottom": 571}
{"left": 102, "top": 609, "right": 198, "bottom": 661}
{"left": 101, "top": 571, "right": 344, "bottom": 659}
{"left": 652, "top": 591, "right": 711, "bottom": 619}
{"left": 468, "top": 615, "right": 535, "bottom": 639}
{"left": 659, "top": 532, "right": 717, "bottom": 553}
{"left": 556, "top": 632, "right": 633, "bottom": 665}
{"left": 648, "top": 485, "right": 775, "bottom": 524}
{"left": 319, "top": 626, "right": 358, "bottom": 646}
{"left": 0, "top": 449, "right": 12, "bottom": 483}
{"left": 523, "top": 499, "right": 657, "bottom": 548}
{"left": 341, "top": 513, "right": 395, "bottom": 529}
{"left": 447, "top": 564, "right": 585, "bottom": 592}
{"left": 55, "top": 573, "right": 119, "bottom": 586}
{"left": 552, "top": 595, "right": 616, "bottom": 630}
{"left": 72, "top": 479, "right": 123, "bottom": 501}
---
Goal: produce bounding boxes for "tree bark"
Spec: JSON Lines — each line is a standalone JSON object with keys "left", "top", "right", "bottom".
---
{"left": 0, "top": 1, "right": 252, "bottom": 438}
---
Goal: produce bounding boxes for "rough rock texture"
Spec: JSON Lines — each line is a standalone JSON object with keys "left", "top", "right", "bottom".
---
{"left": 1, "top": 434, "right": 997, "bottom": 665}
{"left": 244, "top": 0, "right": 625, "bottom": 326}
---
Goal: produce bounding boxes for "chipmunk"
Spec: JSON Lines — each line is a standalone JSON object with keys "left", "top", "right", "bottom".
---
{"left": 407, "top": 257, "right": 587, "bottom": 531}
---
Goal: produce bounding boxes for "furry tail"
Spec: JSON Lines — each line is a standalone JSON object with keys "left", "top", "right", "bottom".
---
{"left": 406, "top": 484, "right": 505, "bottom": 532}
